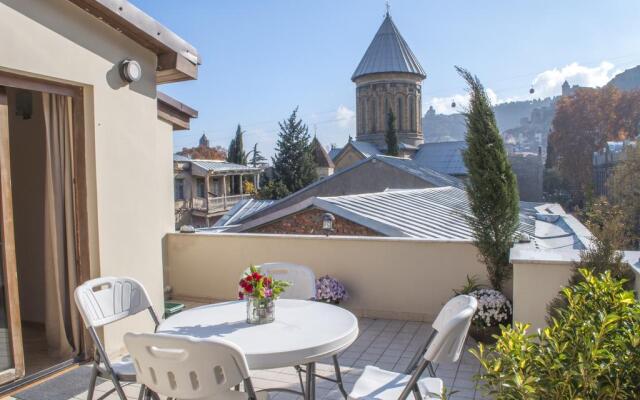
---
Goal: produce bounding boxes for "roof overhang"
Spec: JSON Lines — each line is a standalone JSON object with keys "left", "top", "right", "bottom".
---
{"left": 157, "top": 92, "right": 198, "bottom": 130}
{"left": 67, "top": 0, "right": 200, "bottom": 83}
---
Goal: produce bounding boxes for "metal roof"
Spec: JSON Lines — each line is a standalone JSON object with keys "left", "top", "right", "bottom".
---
{"left": 414, "top": 141, "right": 468, "bottom": 176}
{"left": 375, "top": 156, "right": 463, "bottom": 189}
{"left": 173, "top": 154, "right": 191, "bottom": 162}
{"left": 190, "top": 160, "right": 262, "bottom": 175}
{"left": 214, "top": 199, "right": 276, "bottom": 227}
{"left": 352, "top": 14, "right": 426, "bottom": 81}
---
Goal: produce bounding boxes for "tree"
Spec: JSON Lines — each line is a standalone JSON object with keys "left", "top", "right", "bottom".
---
{"left": 256, "top": 180, "right": 290, "bottom": 200}
{"left": 227, "top": 124, "right": 247, "bottom": 165}
{"left": 385, "top": 109, "right": 399, "bottom": 156}
{"left": 609, "top": 145, "right": 640, "bottom": 249}
{"left": 271, "top": 107, "right": 317, "bottom": 193}
{"left": 547, "top": 86, "right": 640, "bottom": 207}
{"left": 457, "top": 66, "right": 520, "bottom": 291}
{"left": 248, "top": 143, "right": 266, "bottom": 167}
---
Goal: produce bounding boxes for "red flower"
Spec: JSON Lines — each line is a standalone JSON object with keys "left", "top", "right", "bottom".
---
{"left": 238, "top": 291, "right": 244, "bottom": 300}
{"left": 263, "top": 277, "right": 272, "bottom": 287}
{"left": 252, "top": 272, "right": 261, "bottom": 280}
{"left": 245, "top": 285, "right": 253, "bottom": 293}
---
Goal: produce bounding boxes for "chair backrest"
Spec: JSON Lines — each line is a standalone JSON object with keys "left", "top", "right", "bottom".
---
{"left": 74, "top": 276, "right": 153, "bottom": 328}
{"left": 125, "top": 333, "right": 252, "bottom": 400}
{"left": 423, "top": 295, "right": 477, "bottom": 364}
{"left": 255, "top": 262, "right": 316, "bottom": 300}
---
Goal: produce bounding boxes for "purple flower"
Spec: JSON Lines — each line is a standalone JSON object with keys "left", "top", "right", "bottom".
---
{"left": 315, "top": 275, "right": 348, "bottom": 303}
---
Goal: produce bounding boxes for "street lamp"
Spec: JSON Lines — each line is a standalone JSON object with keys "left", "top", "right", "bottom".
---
{"left": 322, "top": 213, "right": 335, "bottom": 236}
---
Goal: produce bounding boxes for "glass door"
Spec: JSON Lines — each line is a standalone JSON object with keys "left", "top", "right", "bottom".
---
{"left": 0, "top": 86, "right": 25, "bottom": 384}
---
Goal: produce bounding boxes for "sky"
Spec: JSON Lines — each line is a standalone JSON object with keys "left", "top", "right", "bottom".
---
{"left": 131, "top": 0, "right": 640, "bottom": 159}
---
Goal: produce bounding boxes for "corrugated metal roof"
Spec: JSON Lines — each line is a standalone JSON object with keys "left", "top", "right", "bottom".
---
{"left": 316, "top": 187, "right": 539, "bottom": 240}
{"left": 351, "top": 141, "right": 383, "bottom": 157}
{"left": 414, "top": 141, "right": 468, "bottom": 176}
{"left": 191, "top": 160, "right": 262, "bottom": 173}
{"left": 376, "top": 156, "right": 464, "bottom": 189}
{"left": 214, "top": 199, "right": 276, "bottom": 227}
{"left": 352, "top": 14, "right": 426, "bottom": 81}
{"left": 173, "top": 154, "right": 191, "bottom": 162}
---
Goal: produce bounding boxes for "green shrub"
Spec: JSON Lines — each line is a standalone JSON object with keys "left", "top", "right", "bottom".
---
{"left": 472, "top": 269, "right": 640, "bottom": 400}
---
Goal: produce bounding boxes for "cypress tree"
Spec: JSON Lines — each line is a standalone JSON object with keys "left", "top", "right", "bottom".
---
{"left": 227, "top": 124, "right": 246, "bottom": 165}
{"left": 272, "top": 107, "right": 317, "bottom": 193}
{"left": 457, "top": 66, "right": 520, "bottom": 291}
{"left": 385, "top": 109, "right": 399, "bottom": 156}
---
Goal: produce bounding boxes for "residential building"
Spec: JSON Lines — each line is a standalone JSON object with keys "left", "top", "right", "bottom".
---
{"left": 352, "top": 11, "right": 425, "bottom": 154}
{"left": 174, "top": 155, "right": 263, "bottom": 228}
{"left": 0, "top": 0, "right": 198, "bottom": 388}
{"left": 230, "top": 155, "right": 462, "bottom": 227}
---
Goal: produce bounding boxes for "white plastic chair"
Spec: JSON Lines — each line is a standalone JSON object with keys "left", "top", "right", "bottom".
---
{"left": 256, "top": 263, "right": 316, "bottom": 300}
{"left": 348, "top": 295, "right": 478, "bottom": 400}
{"left": 125, "top": 332, "right": 266, "bottom": 400}
{"left": 74, "top": 277, "right": 160, "bottom": 400}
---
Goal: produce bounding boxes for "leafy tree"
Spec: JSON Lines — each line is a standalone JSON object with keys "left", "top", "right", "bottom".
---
{"left": 256, "top": 180, "right": 290, "bottom": 200}
{"left": 385, "top": 109, "right": 399, "bottom": 156}
{"left": 271, "top": 107, "right": 317, "bottom": 193}
{"left": 457, "top": 66, "right": 520, "bottom": 291}
{"left": 609, "top": 145, "right": 640, "bottom": 249}
{"left": 547, "top": 86, "right": 640, "bottom": 207}
{"left": 474, "top": 269, "right": 640, "bottom": 400}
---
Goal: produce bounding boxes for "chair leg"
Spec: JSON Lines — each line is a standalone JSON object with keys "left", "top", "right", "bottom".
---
{"left": 332, "top": 355, "right": 348, "bottom": 399}
{"left": 86, "top": 363, "right": 99, "bottom": 400}
{"left": 108, "top": 375, "right": 128, "bottom": 400}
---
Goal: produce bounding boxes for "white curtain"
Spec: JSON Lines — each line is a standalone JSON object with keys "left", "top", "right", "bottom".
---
{"left": 42, "top": 93, "right": 80, "bottom": 358}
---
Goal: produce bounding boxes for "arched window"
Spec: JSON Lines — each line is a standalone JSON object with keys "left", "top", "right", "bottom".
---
{"left": 384, "top": 97, "right": 390, "bottom": 128}
{"left": 358, "top": 98, "right": 364, "bottom": 134}
{"left": 371, "top": 98, "right": 378, "bottom": 131}
{"left": 397, "top": 97, "right": 403, "bottom": 131}
{"left": 409, "top": 96, "right": 416, "bottom": 131}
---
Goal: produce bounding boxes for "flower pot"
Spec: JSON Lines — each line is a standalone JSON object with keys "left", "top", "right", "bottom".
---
{"left": 246, "top": 296, "right": 275, "bottom": 324}
{"left": 469, "top": 324, "right": 501, "bottom": 344}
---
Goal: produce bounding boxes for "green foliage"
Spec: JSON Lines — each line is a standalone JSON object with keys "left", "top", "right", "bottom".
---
{"left": 456, "top": 66, "right": 520, "bottom": 291}
{"left": 548, "top": 198, "right": 635, "bottom": 320}
{"left": 256, "top": 180, "right": 290, "bottom": 200}
{"left": 473, "top": 269, "right": 640, "bottom": 400}
{"left": 385, "top": 109, "right": 399, "bottom": 156}
{"left": 227, "top": 124, "right": 247, "bottom": 165}
{"left": 453, "top": 275, "right": 484, "bottom": 296}
{"left": 271, "top": 107, "right": 318, "bottom": 193}
{"left": 249, "top": 143, "right": 266, "bottom": 167}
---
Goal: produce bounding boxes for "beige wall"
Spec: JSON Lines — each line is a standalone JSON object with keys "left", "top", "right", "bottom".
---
{"left": 512, "top": 260, "right": 573, "bottom": 332}
{"left": 165, "top": 233, "right": 487, "bottom": 322}
{"left": 0, "top": 0, "right": 174, "bottom": 353}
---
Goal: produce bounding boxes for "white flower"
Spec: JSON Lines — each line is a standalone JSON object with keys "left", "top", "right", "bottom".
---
{"left": 468, "top": 289, "right": 512, "bottom": 328}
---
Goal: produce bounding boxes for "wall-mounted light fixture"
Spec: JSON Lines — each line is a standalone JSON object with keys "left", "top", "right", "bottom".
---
{"left": 322, "top": 212, "right": 336, "bottom": 236}
{"left": 119, "top": 59, "right": 142, "bottom": 83}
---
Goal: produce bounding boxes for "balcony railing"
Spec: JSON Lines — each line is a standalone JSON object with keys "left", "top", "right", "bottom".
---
{"left": 192, "top": 194, "right": 252, "bottom": 213}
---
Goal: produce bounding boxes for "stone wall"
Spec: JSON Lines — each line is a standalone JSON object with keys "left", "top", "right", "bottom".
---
{"left": 249, "top": 207, "right": 382, "bottom": 237}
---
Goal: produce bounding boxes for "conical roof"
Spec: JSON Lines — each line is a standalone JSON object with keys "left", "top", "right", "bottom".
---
{"left": 352, "top": 14, "right": 426, "bottom": 81}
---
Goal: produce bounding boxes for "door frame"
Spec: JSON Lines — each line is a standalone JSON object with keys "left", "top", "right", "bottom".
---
{"left": 0, "top": 70, "right": 92, "bottom": 382}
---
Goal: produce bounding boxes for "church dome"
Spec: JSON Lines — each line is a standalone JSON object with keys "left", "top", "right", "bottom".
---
{"left": 352, "top": 14, "right": 426, "bottom": 81}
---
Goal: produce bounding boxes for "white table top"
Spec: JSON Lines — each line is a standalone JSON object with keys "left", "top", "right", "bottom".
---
{"left": 158, "top": 299, "right": 359, "bottom": 369}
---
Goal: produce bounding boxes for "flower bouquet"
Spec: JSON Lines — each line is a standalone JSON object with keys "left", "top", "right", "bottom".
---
{"left": 238, "top": 265, "right": 290, "bottom": 324}
{"left": 467, "top": 288, "right": 512, "bottom": 344}
{"left": 315, "top": 275, "right": 348, "bottom": 304}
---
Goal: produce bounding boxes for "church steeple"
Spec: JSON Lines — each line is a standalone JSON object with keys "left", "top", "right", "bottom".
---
{"left": 199, "top": 133, "right": 209, "bottom": 148}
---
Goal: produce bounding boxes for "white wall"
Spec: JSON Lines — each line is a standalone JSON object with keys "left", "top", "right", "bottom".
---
{"left": 0, "top": 0, "right": 175, "bottom": 353}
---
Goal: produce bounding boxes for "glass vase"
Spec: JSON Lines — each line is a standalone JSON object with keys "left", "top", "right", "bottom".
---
{"left": 246, "top": 296, "right": 275, "bottom": 324}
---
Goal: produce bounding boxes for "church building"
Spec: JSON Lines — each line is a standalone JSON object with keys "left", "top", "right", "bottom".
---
{"left": 334, "top": 11, "right": 426, "bottom": 169}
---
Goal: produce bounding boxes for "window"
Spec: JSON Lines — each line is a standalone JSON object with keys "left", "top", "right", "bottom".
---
{"left": 196, "top": 178, "right": 205, "bottom": 197}
{"left": 397, "top": 97, "right": 403, "bottom": 131}
{"left": 174, "top": 178, "right": 185, "bottom": 201}
{"left": 371, "top": 98, "right": 378, "bottom": 131}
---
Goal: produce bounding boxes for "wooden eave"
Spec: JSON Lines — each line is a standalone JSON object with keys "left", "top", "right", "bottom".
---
{"left": 67, "top": 0, "right": 200, "bottom": 83}
{"left": 157, "top": 92, "right": 198, "bottom": 131}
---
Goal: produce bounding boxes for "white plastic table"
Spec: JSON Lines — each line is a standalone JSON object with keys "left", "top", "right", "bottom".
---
{"left": 158, "top": 299, "right": 359, "bottom": 400}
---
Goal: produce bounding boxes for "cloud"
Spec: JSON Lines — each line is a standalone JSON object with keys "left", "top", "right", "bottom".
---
{"left": 532, "top": 61, "right": 620, "bottom": 98}
{"left": 335, "top": 105, "right": 355, "bottom": 128}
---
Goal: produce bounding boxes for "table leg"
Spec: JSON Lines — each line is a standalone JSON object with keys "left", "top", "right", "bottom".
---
{"left": 304, "top": 362, "right": 316, "bottom": 400}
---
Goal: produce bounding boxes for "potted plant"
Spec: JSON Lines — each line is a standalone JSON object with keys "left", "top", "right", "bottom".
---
{"left": 238, "top": 265, "right": 290, "bottom": 324}
{"left": 467, "top": 288, "right": 512, "bottom": 344}
{"left": 315, "top": 275, "right": 348, "bottom": 304}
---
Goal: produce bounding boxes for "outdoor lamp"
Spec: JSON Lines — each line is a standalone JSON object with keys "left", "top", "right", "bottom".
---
{"left": 119, "top": 59, "right": 142, "bottom": 83}
{"left": 322, "top": 213, "right": 335, "bottom": 236}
